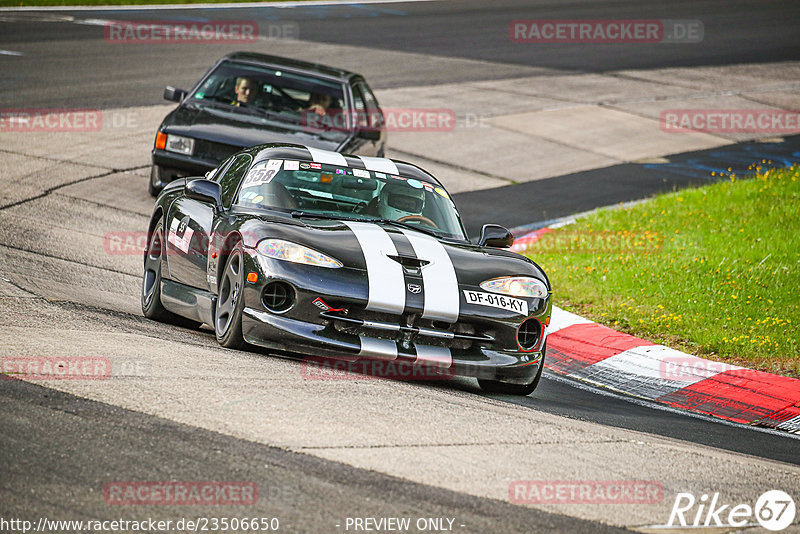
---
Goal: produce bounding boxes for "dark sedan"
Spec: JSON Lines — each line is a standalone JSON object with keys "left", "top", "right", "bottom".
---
{"left": 149, "top": 52, "right": 387, "bottom": 196}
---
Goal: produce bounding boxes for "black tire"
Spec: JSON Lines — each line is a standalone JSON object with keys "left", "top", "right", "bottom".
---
{"left": 478, "top": 343, "right": 546, "bottom": 396}
{"left": 141, "top": 220, "right": 201, "bottom": 328}
{"left": 148, "top": 165, "right": 165, "bottom": 197}
{"left": 214, "top": 243, "right": 247, "bottom": 349}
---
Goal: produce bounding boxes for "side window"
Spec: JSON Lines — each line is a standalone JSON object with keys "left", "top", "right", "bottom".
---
{"left": 220, "top": 154, "right": 252, "bottom": 208}
{"left": 354, "top": 82, "right": 382, "bottom": 129}
{"left": 351, "top": 85, "right": 368, "bottom": 129}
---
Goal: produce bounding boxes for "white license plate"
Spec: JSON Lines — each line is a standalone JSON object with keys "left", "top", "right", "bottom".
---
{"left": 462, "top": 290, "right": 528, "bottom": 315}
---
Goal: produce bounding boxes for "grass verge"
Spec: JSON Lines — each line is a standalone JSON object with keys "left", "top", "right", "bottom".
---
{"left": 525, "top": 164, "right": 799, "bottom": 378}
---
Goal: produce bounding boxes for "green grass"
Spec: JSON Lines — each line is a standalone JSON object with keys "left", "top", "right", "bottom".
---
{"left": 525, "top": 163, "right": 800, "bottom": 378}
{"left": 1, "top": 0, "right": 304, "bottom": 6}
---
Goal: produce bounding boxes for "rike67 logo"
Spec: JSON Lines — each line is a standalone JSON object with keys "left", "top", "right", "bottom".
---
{"left": 667, "top": 490, "right": 796, "bottom": 531}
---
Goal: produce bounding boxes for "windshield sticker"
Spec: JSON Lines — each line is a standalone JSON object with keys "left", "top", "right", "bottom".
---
{"left": 406, "top": 178, "right": 423, "bottom": 189}
{"left": 284, "top": 160, "right": 299, "bottom": 171}
{"left": 300, "top": 162, "right": 310, "bottom": 170}
{"left": 435, "top": 187, "right": 449, "bottom": 198}
{"left": 310, "top": 163, "right": 322, "bottom": 170}
{"left": 375, "top": 172, "right": 387, "bottom": 178}
{"left": 242, "top": 159, "right": 282, "bottom": 188}
{"left": 253, "top": 195, "right": 264, "bottom": 204}
{"left": 390, "top": 175, "right": 406, "bottom": 181}
{"left": 353, "top": 168, "right": 370, "bottom": 179}
{"left": 335, "top": 168, "right": 346, "bottom": 175}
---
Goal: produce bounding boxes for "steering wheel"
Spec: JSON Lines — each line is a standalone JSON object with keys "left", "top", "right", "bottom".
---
{"left": 398, "top": 215, "right": 438, "bottom": 229}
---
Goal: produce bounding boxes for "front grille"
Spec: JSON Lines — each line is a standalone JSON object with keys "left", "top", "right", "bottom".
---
{"left": 194, "top": 140, "right": 241, "bottom": 163}
{"left": 321, "top": 311, "right": 493, "bottom": 351}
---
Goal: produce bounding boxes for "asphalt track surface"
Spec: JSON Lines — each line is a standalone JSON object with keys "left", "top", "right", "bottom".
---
{"left": 2, "top": 0, "right": 800, "bottom": 531}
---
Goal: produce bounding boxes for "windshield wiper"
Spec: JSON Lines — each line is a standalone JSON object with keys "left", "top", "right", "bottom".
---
{"left": 289, "top": 211, "right": 362, "bottom": 222}
{"left": 289, "top": 212, "right": 452, "bottom": 239}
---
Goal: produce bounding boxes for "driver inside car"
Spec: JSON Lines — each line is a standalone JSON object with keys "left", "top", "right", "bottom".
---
{"left": 376, "top": 182, "right": 426, "bottom": 222}
{"left": 232, "top": 77, "right": 257, "bottom": 106}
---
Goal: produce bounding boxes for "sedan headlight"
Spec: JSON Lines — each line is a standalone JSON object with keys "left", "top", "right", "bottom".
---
{"left": 480, "top": 276, "right": 548, "bottom": 298}
{"left": 257, "top": 239, "right": 342, "bottom": 268}
{"left": 164, "top": 134, "right": 195, "bottom": 155}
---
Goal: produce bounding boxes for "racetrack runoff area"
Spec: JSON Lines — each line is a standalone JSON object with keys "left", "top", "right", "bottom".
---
{"left": 2, "top": 5, "right": 800, "bottom": 531}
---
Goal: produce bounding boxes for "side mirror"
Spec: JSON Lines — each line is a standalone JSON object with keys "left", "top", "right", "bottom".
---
{"left": 164, "top": 86, "right": 188, "bottom": 103}
{"left": 479, "top": 224, "right": 514, "bottom": 248}
{"left": 356, "top": 127, "right": 381, "bottom": 141}
{"left": 185, "top": 179, "right": 222, "bottom": 212}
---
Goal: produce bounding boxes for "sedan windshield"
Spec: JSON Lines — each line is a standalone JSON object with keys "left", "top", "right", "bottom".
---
{"left": 233, "top": 158, "right": 466, "bottom": 240}
{"left": 190, "top": 61, "right": 347, "bottom": 126}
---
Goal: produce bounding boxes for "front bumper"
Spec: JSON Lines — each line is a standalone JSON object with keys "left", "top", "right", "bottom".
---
{"left": 238, "top": 249, "right": 550, "bottom": 385}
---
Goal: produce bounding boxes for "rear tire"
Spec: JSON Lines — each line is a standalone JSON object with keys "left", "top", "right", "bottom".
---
{"left": 214, "top": 243, "right": 247, "bottom": 350}
{"left": 478, "top": 344, "right": 546, "bottom": 396}
{"left": 141, "top": 220, "right": 201, "bottom": 329}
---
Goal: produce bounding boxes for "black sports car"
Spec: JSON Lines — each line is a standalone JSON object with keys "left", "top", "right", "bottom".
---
{"left": 142, "top": 144, "right": 551, "bottom": 395}
{"left": 150, "top": 52, "right": 386, "bottom": 196}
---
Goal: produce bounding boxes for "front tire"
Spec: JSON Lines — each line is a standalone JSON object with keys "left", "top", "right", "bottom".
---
{"left": 478, "top": 344, "right": 546, "bottom": 396}
{"left": 141, "top": 220, "right": 200, "bottom": 328}
{"left": 148, "top": 165, "right": 166, "bottom": 197}
{"left": 214, "top": 243, "right": 247, "bottom": 349}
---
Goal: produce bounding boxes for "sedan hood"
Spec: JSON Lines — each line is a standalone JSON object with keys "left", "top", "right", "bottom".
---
{"left": 161, "top": 103, "right": 346, "bottom": 151}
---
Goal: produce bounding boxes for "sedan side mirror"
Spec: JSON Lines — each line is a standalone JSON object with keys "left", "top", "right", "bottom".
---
{"left": 356, "top": 127, "right": 381, "bottom": 141}
{"left": 185, "top": 179, "right": 222, "bottom": 212}
{"left": 164, "top": 86, "right": 188, "bottom": 103}
{"left": 479, "top": 224, "right": 514, "bottom": 248}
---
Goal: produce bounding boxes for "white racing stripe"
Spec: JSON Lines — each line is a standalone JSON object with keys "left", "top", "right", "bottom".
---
{"left": 400, "top": 229, "right": 460, "bottom": 322}
{"left": 307, "top": 146, "right": 348, "bottom": 166}
{"left": 357, "top": 156, "right": 398, "bottom": 175}
{"left": 358, "top": 336, "right": 398, "bottom": 360}
{"left": 344, "top": 221, "right": 406, "bottom": 314}
{"left": 415, "top": 344, "right": 452, "bottom": 368}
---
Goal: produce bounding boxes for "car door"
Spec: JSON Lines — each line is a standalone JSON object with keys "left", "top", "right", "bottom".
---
{"left": 346, "top": 80, "right": 386, "bottom": 156}
{"left": 164, "top": 154, "right": 250, "bottom": 289}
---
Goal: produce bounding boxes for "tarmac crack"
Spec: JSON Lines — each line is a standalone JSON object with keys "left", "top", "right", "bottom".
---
{"left": 0, "top": 164, "right": 148, "bottom": 212}
{"left": 0, "top": 242, "right": 138, "bottom": 278}
{"left": 297, "top": 439, "right": 626, "bottom": 450}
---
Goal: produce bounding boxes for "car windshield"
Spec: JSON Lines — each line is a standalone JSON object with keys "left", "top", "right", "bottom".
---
{"left": 189, "top": 61, "right": 347, "bottom": 126}
{"left": 233, "top": 158, "right": 467, "bottom": 240}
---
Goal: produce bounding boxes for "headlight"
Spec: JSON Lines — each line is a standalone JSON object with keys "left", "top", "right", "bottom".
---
{"left": 257, "top": 239, "right": 342, "bottom": 268}
{"left": 164, "top": 134, "right": 195, "bottom": 155}
{"left": 480, "top": 276, "right": 548, "bottom": 298}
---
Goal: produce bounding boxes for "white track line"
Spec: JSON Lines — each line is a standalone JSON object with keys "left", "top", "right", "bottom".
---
{"left": 0, "top": 50, "right": 24, "bottom": 56}
{"left": 0, "top": 0, "right": 440, "bottom": 12}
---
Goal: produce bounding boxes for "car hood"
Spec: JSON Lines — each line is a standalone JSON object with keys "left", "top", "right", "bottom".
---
{"left": 161, "top": 103, "right": 346, "bottom": 151}
{"left": 237, "top": 214, "right": 548, "bottom": 287}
